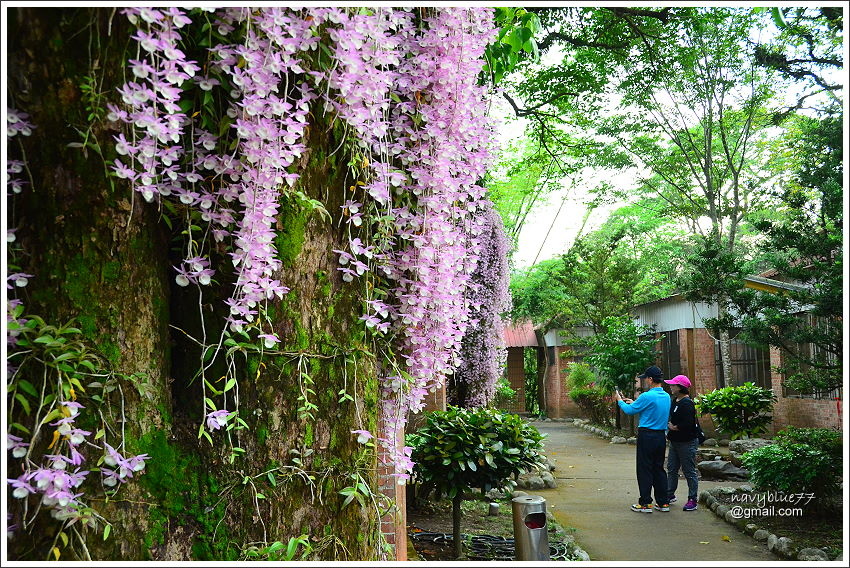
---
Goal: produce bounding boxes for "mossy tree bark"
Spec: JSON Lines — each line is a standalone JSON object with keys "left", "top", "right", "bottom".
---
{"left": 7, "top": 8, "right": 383, "bottom": 561}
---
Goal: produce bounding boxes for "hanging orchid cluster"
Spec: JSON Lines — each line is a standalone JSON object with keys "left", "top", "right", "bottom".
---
{"left": 319, "top": 8, "right": 499, "bottom": 479}
{"left": 451, "top": 204, "right": 511, "bottom": 407}
{"left": 102, "top": 7, "right": 502, "bottom": 480}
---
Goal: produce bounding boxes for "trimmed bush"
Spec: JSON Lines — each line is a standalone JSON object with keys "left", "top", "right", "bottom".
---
{"left": 409, "top": 406, "right": 544, "bottom": 558}
{"left": 741, "top": 427, "right": 842, "bottom": 513}
{"left": 695, "top": 382, "right": 776, "bottom": 439}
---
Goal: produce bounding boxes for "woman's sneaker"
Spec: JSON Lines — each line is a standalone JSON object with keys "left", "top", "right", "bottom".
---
{"left": 631, "top": 504, "right": 653, "bottom": 513}
{"left": 669, "top": 496, "right": 677, "bottom": 504}
{"left": 683, "top": 499, "right": 698, "bottom": 511}
{"left": 654, "top": 503, "right": 670, "bottom": 512}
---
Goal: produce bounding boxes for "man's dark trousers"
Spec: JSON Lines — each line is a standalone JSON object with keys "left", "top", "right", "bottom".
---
{"left": 636, "top": 429, "right": 667, "bottom": 506}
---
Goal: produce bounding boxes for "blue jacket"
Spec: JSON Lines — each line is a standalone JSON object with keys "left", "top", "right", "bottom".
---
{"left": 618, "top": 387, "right": 671, "bottom": 430}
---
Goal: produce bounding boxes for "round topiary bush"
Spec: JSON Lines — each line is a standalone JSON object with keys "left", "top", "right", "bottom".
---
{"left": 408, "top": 406, "right": 545, "bottom": 558}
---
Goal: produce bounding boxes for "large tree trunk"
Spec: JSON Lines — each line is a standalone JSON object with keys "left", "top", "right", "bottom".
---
{"left": 7, "top": 8, "right": 383, "bottom": 561}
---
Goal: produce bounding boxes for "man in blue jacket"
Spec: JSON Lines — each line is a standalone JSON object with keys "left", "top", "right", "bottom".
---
{"left": 615, "top": 365, "right": 672, "bottom": 513}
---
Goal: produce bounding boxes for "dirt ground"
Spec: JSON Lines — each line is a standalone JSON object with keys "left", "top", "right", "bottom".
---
{"left": 407, "top": 496, "right": 579, "bottom": 561}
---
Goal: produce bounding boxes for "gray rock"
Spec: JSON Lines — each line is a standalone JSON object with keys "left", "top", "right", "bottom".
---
{"left": 486, "top": 488, "right": 506, "bottom": 500}
{"left": 703, "top": 438, "right": 719, "bottom": 447}
{"left": 572, "top": 549, "right": 591, "bottom": 561}
{"left": 767, "top": 534, "right": 778, "bottom": 551}
{"left": 698, "top": 490, "right": 713, "bottom": 502}
{"left": 753, "top": 529, "right": 769, "bottom": 541}
{"left": 724, "top": 510, "right": 739, "bottom": 523}
{"left": 715, "top": 504, "right": 730, "bottom": 518}
{"left": 718, "top": 439, "right": 730, "bottom": 447}
{"left": 775, "top": 537, "right": 794, "bottom": 557}
{"left": 610, "top": 436, "right": 628, "bottom": 444}
{"left": 797, "top": 548, "right": 829, "bottom": 561}
{"left": 511, "top": 490, "right": 528, "bottom": 499}
{"left": 728, "top": 438, "right": 773, "bottom": 454}
{"left": 697, "top": 460, "right": 749, "bottom": 480}
{"left": 515, "top": 478, "right": 528, "bottom": 489}
{"left": 526, "top": 476, "right": 545, "bottom": 490}
{"left": 744, "top": 523, "right": 758, "bottom": 535}
{"left": 627, "top": 437, "right": 636, "bottom": 444}
{"left": 541, "top": 471, "right": 557, "bottom": 489}
{"left": 767, "top": 534, "right": 794, "bottom": 557}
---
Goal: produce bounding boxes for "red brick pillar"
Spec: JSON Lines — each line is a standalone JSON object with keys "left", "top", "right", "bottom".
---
{"left": 376, "top": 410, "right": 408, "bottom": 560}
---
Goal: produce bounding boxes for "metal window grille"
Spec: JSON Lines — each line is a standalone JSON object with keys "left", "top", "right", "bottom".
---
{"left": 714, "top": 335, "right": 772, "bottom": 389}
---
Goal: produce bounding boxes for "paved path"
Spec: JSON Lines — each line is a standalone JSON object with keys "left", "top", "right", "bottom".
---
{"left": 533, "top": 421, "right": 779, "bottom": 562}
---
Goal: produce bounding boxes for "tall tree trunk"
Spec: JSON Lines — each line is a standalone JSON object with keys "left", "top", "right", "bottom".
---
{"left": 7, "top": 8, "right": 383, "bottom": 561}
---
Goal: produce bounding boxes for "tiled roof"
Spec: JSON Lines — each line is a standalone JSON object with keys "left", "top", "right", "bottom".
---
{"left": 503, "top": 320, "right": 538, "bottom": 347}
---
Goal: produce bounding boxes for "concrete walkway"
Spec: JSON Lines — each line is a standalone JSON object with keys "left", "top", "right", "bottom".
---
{"left": 533, "top": 421, "right": 779, "bottom": 562}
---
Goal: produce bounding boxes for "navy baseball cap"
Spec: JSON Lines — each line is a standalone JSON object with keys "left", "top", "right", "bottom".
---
{"left": 637, "top": 365, "right": 663, "bottom": 380}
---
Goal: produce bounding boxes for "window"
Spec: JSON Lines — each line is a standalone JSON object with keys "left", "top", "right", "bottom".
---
{"left": 781, "top": 314, "right": 842, "bottom": 400}
{"left": 659, "top": 330, "right": 681, "bottom": 379}
{"left": 714, "top": 335, "right": 772, "bottom": 390}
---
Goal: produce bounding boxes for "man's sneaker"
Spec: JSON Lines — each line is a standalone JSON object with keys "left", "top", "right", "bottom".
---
{"left": 631, "top": 504, "right": 653, "bottom": 513}
{"left": 669, "top": 496, "right": 677, "bottom": 504}
{"left": 654, "top": 503, "right": 670, "bottom": 512}
{"left": 683, "top": 499, "right": 698, "bottom": 511}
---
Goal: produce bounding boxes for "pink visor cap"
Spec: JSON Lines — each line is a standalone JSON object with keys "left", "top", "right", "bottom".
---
{"left": 664, "top": 375, "right": 691, "bottom": 389}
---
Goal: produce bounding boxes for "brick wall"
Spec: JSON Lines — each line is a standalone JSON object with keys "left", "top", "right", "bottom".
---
{"left": 674, "top": 328, "right": 842, "bottom": 437}
{"left": 768, "top": 346, "right": 842, "bottom": 434}
{"left": 545, "top": 345, "right": 583, "bottom": 419}
{"left": 502, "top": 347, "right": 527, "bottom": 413}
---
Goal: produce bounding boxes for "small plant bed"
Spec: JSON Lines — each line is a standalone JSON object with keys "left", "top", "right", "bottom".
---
{"left": 705, "top": 487, "right": 842, "bottom": 560}
{"left": 407, "top": 497, "right": 583, "bottom": 561}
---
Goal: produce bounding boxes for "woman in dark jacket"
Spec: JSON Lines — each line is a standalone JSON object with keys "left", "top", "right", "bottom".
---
{"left": 665, "top": 375, "right": 699, "bottom": 511}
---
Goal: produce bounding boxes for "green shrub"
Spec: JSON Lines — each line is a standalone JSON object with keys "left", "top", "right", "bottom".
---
{"left": 566, "top": 362, "right": 596, "bottom": 389}
{"left": 409, "top": 406, "right": 545, "bottom": 558}
{"left": 491, "top": 377, "right": 517, "bottom": 407}
{"left": 741, "top": 428, "right": 842, "bottom": 513}
{"left": 774, "top": 426, "right": 842, "bottom": 458}
{"left": 695, "top": 382, "right": 776, "bottom": 439}
{"left": 567, "top": 363, "right": 611, "bottom": 426}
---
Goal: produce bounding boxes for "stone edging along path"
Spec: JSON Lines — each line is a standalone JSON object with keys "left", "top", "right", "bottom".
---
{"left": 700, "top": 487, "right": 841, "bottom": 562}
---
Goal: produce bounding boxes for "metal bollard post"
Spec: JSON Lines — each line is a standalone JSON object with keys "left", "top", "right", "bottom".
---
{"left": 511, "top": 495, "right": 550, "bottom": 561}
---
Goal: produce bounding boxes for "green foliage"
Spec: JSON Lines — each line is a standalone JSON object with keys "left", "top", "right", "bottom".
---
{"left": 243, "top": 536, "right": 312, "bottom": 561}
{"left": 409, "top": 406, "right": 545, "bottom": 498}
{"left": 509, "top": 203, "right": 684, "bottom": 333}
{"left": 566, "top": 363, "right": 610, "bottom": 425}
{"left": 584, "top": 316, "right": 657, "bottom": 395}
{"left": 522, "top": 347, "right": 540, "bottom": 414}
{"left": 491, "top": 377, "right": 517, "bottom": 408}
{"left": 774, "top": 426, "right": 842, "bottom": 458}
{"left": 741, "top": 427, "right": 842, "bottom": 511}
{"left": 483, "top": 7, "right": 541, "bottom": 85}
{"left": 682, "top": 113, "right": 842, "bottom": 393}
{"left": 695, "top": 382, "right": 776, "bottom": 439}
